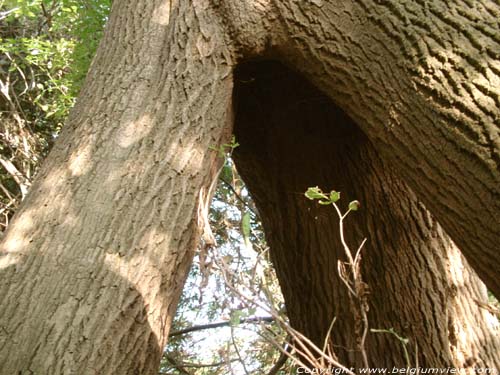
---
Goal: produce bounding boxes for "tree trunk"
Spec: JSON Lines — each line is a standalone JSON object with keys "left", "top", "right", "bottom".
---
{"left": 233, "top": 60, "right": 500, "bottom": 368}
{"left": 0, "top": 1, "right": 234, "bottom": 373}
{"left": 0, "top": 0, "right": 498, "bottom": 373}
{"left": 216, "top": 0, "right": 500, "bottom": 298}
{"left": 264, "top": 0, "right": 500, "bottom": 298}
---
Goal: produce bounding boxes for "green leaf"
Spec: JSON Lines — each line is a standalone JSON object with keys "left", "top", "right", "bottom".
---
{"left": 221, "top": 163, "right": 232, "bottom": 182}
{"left": 318, "top": 200, "right": 331, "bottom": 205}
{"left": 305, "top": 186, "right": 328, "bottom": 201}
{"left": 230, "top": 310, "right": 243, "bottom": 326}
{"left": 329, "top": 190, "right": 340, "bottom": 202}
{"left": 226, "top": 135, "right": 239, "bottom": 150}
{"left": 241, "top": 211, "right": 251, "bottom": 246}
{"left": 348, "top": 200, "right": 361, "bottom": 211}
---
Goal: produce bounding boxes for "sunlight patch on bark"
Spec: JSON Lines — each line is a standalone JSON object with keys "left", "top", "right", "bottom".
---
{"left": 166, "top": 138, "right": 205, "bottom": 174}
{"left": 248, "top": 0, "right": 273, "bottom": 11}
{"left": 60, "top": 211, "right": 78, "bottom": 228}
{"left": 103, "top": 230, "right": 170, "bottom": 336}
{"left": 116, "top": 114, "right": 154, "bottom": 148}
{"left": 446, "top": 242, "right": 499, "bottom": 366}
{"left": 152, "top": 0, "right": 175, "bottom": 26}
{"left": 419, "top": 47, "right": 498, "bottom": 132}
{"left": 0, "top": 210, "right": 34, "bottom": 268}
{"left": 471, "top": 73, "right": 498, "bottom": 113}
{"left": 69, "top": 142, "right": 93, "bottom": 177}
{"left": 447, "top": 243, "right": 466, "bottom": 285}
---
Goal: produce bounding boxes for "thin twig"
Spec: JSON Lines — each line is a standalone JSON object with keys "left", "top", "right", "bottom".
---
{"left": 230, "top": 326, "right": 251, "bottom": 375}
{"left": 266, "top": 338, "right": 291, "bottom": 375}
{"left": 168, "top": 316, "right": 274, "bottom": 337}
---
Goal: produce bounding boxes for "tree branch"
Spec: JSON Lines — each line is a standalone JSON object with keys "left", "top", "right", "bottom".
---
{"left": 219, "top": 177, "right": 260, "bottom": 220}
{"left": 161, "top": 354, "right": 193, "bottom": 375}
{"left": 169, "top": 316, "right": 274, "bottom": 337}
{"left": 266, "top": 338, "right": 291, "bottom": 375}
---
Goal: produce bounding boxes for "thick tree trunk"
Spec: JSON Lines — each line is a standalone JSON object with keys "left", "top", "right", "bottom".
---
{"left": 263, "top": 0, "right": 500, "bottom": 298}
{"left": 233, "top": 61, "right": 500, "bottom": 368}
{"left": 0, "top": 1, "right": 234, "bottom": 373}
{"left": 0, "top": 0, "right": 498, "bottom": 373}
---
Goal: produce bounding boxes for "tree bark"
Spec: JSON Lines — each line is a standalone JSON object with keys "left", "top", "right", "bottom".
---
{"left": 233, "top": 61, "right": 500, "bottom": 368}
{"left": 0, "top": 1, "right": 234, "bottom": 373}
{"left": 0, "top": 0, "right": 498, "bottom": 373}
{"left": 216, "top": 0, "right": 500, "bottom": 298}
{"left": 261, "top": 0, "right": 500, "bottom": 298}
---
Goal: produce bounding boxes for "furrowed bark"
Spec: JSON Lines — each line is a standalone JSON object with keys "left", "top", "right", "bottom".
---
{"left": 0, "top": 0, "right": 498, "bottom": 372}
{"left": 0, "top": 1, "right": 234, "bottom": 373}
{"left": 260, "top": 0, "right": 500, "bottom": 297}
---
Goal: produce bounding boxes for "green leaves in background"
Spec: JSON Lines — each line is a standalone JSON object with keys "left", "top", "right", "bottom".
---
{"left": 0, "top": 0, "right": 111, "bottom": 226}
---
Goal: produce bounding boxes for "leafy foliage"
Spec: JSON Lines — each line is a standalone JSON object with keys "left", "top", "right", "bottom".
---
{"left": 0, "top": 0, "right": 110, "bottom": 230}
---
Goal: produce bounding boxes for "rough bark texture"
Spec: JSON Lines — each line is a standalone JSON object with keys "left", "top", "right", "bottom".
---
{"left": 260, "top": 0, "right": 500, "bottom": 298}
{"left": 233, "top": 61, "right": 499, "bottom": 368}
{"left": 218, "top": 0, "right": 500, "bottom": 298}
{"left": 0, "top": 1, "right": 234, "bottom": 373}
{"left": 0, "top": 0, "right": 498, "bottom": 373}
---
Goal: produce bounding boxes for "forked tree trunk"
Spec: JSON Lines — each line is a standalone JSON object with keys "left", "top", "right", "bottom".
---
{"left": 233, "top": 61, "right": 499, "bottom": 368}
{"left": 0, "top": 0, "right": 498, "bottom": 373}
{"left": 0, "top": 1, "right": 234, "bottom": 373}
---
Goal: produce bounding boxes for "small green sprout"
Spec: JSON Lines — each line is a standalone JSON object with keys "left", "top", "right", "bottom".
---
{"left": 305, "top": 186, "right": 329, "bottom": 201}
{"left": 210, "top": 135, "right": 240, "bottom": 158}
{"left": 305, "top": 187, "right": 358, "bottom": 213}
{"left": 348, "top": 200, "right": 360, "bottom": 211}
{"left": 305, "top": 186, "right": 369, "bottom": 367}
{"left": 330, "top": 190, "right": 340, "bottom": 203}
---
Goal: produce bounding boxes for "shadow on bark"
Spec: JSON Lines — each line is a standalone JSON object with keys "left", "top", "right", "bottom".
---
{"left": 0, "top": 258, "right": 163, "bottom": 374}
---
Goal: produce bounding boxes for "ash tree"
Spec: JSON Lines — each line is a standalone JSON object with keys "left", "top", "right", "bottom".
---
{"left": 0, "top": 0, "right": 499, "bottom": 373}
